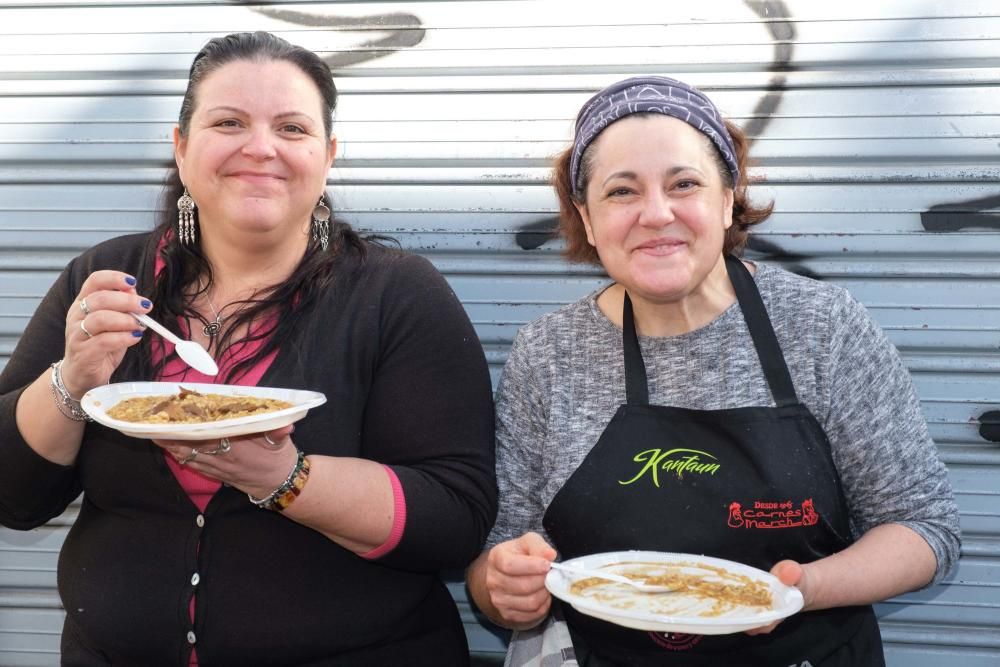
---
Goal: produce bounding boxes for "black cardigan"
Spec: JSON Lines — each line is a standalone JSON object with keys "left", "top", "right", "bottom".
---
{"left": 0, "top": 233, "right": 497, "bottom": 666}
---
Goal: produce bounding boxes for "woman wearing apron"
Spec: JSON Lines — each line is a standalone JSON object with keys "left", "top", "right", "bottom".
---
{"left": 467, "top": 77, "right": 960, "bottom": 666}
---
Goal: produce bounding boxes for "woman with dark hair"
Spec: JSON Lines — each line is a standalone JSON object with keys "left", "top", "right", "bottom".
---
{"left": 466, "top": 76, "right": 959, "bottom": 665}
{"left": 0, "top": 32, "right": 496, "bottom": 665}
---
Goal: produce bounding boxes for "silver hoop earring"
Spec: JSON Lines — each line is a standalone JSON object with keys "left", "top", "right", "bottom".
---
{"left": 311, "top": 197, "right": 331, "bottom": 251}
{"left": 178, "top": 188, "right": 197, "bottom": 245}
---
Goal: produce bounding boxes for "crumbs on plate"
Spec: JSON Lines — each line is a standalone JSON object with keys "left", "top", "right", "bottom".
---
{"left": 568, "top": 561, "right": 773, "bottom": 617}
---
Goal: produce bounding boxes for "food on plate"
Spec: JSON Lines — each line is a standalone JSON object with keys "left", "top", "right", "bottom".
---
{"left": 568, "top": 560, "right": 773, "bottom": 617}
{"left": 106, "top": 386, "right": 292, "bottom": 424}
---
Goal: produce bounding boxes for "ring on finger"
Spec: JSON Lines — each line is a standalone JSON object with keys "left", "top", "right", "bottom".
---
{"left": 79, "top": 298, "right": 91, "bottom": 316}
{"left": 201, "top": 437, "right": 231, "bottom": 456}
{"left": 79, "top": 320, "right": 94, "bottom": 338}
{"left": 179, "top": 448, "right": 199, "bottom": 465}
{"left": 262, "top": 432, "right": 282, "bottom": 450}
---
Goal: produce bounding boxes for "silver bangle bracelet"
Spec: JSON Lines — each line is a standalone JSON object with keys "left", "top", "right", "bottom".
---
{"left": 50, "top": 360, "right": 90, "bottom": 422}
{"left": 248, "top": 449, "right": 307, "bottom": 510}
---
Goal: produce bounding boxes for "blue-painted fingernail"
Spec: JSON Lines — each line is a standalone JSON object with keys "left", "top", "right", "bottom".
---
{"left": 125, "top": 276, "right": 137, "bottom": 286}
{"left": 132, "top": 330, "right": 143, "bottom": 337}
{"left": 140, "top": 299, "right": 152, "bottom": 309}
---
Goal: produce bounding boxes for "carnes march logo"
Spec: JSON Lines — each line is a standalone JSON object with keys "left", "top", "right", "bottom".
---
{"left": 619, "top": 448, "right": 721, "bottom": 487}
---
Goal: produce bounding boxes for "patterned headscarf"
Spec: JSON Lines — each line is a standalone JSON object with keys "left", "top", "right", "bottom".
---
{"left": 569, "top": 76, "right": 739, "bottom": 196}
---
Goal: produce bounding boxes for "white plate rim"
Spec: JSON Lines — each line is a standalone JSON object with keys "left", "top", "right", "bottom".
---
{"left": 81, "top": 381, "right": 327, "bottom": 439}
{"left": 545, "top": 550, "right": 804, "bottom": 634}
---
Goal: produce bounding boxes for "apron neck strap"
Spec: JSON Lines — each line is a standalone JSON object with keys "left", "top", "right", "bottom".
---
{"left": 724, "top": 255, "right": 799, "bottom": 407}
{"left": 620, "top": 256, "right": 799, "bottom": 408}
{"left": 622, "top": 291, "right": 649, "bottom": 405}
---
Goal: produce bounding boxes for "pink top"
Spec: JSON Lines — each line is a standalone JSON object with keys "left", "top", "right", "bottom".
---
{"left": 157, "top": 334, "right": 277, "bottom": 510}
{"left": 151, "top": 297, "right": 407, "bottom": 547}
{"left": 151, "top": 249, "right": 406, "bottom": 664}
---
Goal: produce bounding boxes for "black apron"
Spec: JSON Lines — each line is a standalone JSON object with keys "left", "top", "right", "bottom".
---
{"left": 541, "top": 256, "right": 884, "bottom": 667}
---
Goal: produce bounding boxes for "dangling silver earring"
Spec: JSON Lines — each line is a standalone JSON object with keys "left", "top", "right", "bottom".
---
{"left": 177, "top": 187, "right": 197, "bottom": 245}
{"left": 311, "top": 196, "right": 331, "bottom": 251}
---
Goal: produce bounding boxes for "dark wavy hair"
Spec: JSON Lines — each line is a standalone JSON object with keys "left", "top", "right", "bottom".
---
{"left": 120, "top": 32, "right": 365, "bottom": 383}
{"left": 555, "top": 115, "right": 773, "bottom": 264}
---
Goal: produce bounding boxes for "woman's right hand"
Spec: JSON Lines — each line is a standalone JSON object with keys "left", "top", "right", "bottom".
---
{"left": 60, "top": 271, "right": 152, "bottom": 397}
{"left": 483, "top": 531, "right": 558, "bottom": 628}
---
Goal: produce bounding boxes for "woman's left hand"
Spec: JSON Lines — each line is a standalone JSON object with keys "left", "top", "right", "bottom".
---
{"left": 745, "top": 559, "right": 816, "bottom": 636}
{"left": 153, "top": 425, "right": 298, "bottom": 498}
{"left": 746, "top": 523, "right": 939, "bottom": 636}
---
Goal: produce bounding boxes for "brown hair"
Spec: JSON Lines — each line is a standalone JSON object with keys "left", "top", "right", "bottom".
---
{"left": 555, "top": 117, "right": 773, "bottom": 264}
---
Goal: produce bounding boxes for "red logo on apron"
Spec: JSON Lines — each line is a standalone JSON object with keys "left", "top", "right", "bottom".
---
{"left": 648, "top": 631, "right": 703, "bottom": 651}
{"left": 727, "top": 498, "right": 820, "bottom": 529}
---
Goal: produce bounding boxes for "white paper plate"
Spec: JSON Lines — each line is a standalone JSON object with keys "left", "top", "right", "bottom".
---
{"left": 545, "top": 550, "right": 804, "bottom": 635}
{"left": 81, "top": 382, "right": 327, "bottom": 440}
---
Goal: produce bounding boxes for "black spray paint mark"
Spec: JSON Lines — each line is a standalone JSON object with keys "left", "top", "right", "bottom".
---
{"left": 249, "top": 6, "right": 426, "bottom": 68}
{"left": 741, "top": 2, "right": 808, "bottom": 268}
{"left": 920, "top": 194, "right": 1000, "bottom": 232}
{"left": 978, "top": 410, "right": 1000, "bottom": 442}
{"left": 515, "top": 216, "right": 560, "bottom": 251}
{"left": 741, "top": 1, "right": 796, "bottom": 144}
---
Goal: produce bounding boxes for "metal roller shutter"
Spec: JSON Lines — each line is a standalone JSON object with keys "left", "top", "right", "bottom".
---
{"left": 1, "top": 2, "right": 997, "bottom": 664}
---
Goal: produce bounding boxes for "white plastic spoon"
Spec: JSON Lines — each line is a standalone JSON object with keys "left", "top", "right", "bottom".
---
{"left": 549, "top": 562, "right": 677, "bottom": 593}
{"left": 133, "top": 313, "right": 219, "bottom": 376}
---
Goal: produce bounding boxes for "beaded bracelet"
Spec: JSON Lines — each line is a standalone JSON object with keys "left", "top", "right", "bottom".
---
{"left": 50, "top": 360, "right": 90, "bottom": 422}
{"left": 248, "top": 449, "right": 311, "bottom": 512}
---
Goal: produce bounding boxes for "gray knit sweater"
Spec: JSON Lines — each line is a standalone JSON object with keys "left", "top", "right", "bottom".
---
{"left": 487, "top": 262, "right": 960, "bottom": 584}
